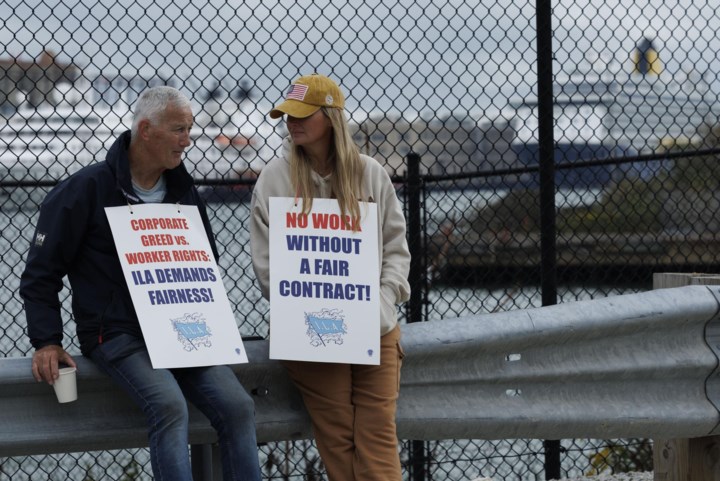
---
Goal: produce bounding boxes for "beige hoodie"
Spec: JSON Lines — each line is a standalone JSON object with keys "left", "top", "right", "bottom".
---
{"left": 250, "top": 139, "right": 411, "bottom": 336}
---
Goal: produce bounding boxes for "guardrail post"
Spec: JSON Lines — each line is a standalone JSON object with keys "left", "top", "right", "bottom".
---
{"left": 653, "top": 273, "right": 720, "bottom": 481}
{"left": 406, "top": 152, "right": 427, "bottom": 481}
{"left": 191, "top": 443, "right": 219, "bottom": 481}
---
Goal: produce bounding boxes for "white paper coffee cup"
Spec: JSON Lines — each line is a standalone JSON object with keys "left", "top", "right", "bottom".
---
{"left": 53, "top": 366, "right": 78, "bottom": 403}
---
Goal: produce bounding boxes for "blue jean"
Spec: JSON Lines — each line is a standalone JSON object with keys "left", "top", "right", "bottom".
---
{"left": 89, "top": 334, "right": 261, "bottom": 481}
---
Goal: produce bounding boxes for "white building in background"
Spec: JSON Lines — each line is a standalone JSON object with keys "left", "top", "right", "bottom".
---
{"left": 350, "top": 114, "right": 424, "bottom": 176}
{"left": 349, "top": 112, "right": 519, "bottom": 182}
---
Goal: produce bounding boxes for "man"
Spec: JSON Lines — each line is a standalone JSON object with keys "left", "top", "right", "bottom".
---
{"left": 20, "top": 86, "right": 262, "bottom": 481}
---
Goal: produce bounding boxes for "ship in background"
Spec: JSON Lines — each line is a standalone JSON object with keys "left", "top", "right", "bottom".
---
{"left": 509, "top": 34, "right": 717, "bottom": 185}
{"left": 351, "top": 34, "right": 719, "bottom": 191}
{"left": 0, "top": 64, "right": 284, "bottom": 195}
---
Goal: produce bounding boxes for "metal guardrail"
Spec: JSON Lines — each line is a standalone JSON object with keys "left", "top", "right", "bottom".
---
{"left": 399, "top": 284, "right": 720, "bottom": 441}
{"left": 0, "top": 341, "right": 312, "bottom": 458}
{"left": 2, "top": 285, "right": 719, "bottom": 458}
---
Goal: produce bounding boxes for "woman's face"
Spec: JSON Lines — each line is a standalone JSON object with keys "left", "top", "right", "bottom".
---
{"left": 286, "top": 109, "right": 333, "bottom": 149}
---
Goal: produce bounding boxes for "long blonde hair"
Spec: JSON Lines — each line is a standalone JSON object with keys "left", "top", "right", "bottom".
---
{"left": 290, "top": 107, "right": 364, "bottom": 230}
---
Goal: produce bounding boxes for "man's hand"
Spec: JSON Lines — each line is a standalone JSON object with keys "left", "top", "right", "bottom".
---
{"left": 32, "top": 345, "right": 77, "bottom": 385}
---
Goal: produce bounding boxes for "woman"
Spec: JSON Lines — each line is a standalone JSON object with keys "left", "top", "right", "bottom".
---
{"left": 250, "top": 73, "right": 411, "bottom": 481}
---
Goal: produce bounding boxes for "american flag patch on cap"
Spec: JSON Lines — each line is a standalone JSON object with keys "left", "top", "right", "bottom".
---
{"left": 286, "top": 84, "right": 308, "bottom": 101}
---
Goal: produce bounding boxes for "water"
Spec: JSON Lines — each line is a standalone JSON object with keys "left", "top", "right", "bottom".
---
{"left": 421, "top": 187, "right": 603, "bottom": 235}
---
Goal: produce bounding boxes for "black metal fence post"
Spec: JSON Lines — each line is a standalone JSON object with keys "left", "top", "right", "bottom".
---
{"left": 536, "top": 0, "right": 561, "bottom": 479}
{"left": 406, "top": 152, "right": 427, "bottom": 481}
{"left": 406, "top": 152, "right": 424, "bottom": 327}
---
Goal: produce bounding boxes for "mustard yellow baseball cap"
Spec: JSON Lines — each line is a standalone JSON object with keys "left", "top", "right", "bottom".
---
{"left": 269, "top": 73, "right": 345, "bottom": 119}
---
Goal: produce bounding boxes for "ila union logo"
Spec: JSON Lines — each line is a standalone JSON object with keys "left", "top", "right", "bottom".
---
{"left": 172, "top": 313, "right": 213, "bottom": 351}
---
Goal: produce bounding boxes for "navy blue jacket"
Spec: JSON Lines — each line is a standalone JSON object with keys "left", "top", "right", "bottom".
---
{"left": 20, "top": 130, "right": 220, "bottom": 356}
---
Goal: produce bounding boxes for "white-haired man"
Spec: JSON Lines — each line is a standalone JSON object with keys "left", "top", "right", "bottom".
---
{"left": 20, "top": 86, "right": 262, "bottom": 481}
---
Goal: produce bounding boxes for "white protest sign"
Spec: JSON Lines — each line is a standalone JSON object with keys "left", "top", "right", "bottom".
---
{"left": 105, "top": 203, "right": 248, "bottom": 368}
{"left": 269, "top": 197, "right": 380, "bottom": 365}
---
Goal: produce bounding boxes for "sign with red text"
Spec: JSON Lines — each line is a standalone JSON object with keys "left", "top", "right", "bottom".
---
{"left": 268, "top": 197, "right": 380, "bottom": 364}
{"left": 105, "top": 203, "right": 248, "bottom": 368}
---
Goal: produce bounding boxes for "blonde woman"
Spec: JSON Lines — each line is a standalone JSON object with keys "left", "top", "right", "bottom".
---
{"left": 250, "top": 73, "right": 411, "bottom": 481}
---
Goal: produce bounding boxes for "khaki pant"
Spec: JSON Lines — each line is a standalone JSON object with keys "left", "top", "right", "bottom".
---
{"left": 283, "top": 325, "right": 404, "bottom": 481}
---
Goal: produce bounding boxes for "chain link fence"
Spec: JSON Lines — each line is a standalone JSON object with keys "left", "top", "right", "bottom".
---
{"left": 1, "top": 0, "right": 718, "bottom": 479}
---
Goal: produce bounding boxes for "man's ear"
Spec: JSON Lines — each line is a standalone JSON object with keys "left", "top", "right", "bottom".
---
{"left": 137, "top": 119, "right": 152, "bottom": 140}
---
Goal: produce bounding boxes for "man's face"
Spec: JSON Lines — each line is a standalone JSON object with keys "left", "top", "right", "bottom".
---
{"left": 145, "top": 104, "right": 194, "bottom": 170}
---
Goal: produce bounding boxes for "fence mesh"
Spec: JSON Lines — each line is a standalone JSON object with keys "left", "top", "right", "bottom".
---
{"left": 1, "top": 0, "right": 718, "bottom": 479}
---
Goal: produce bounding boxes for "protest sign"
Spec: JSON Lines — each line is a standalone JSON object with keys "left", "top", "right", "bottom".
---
{"left": 268, "top": 197, "right": 380, "bottom": 365}
{"left": 105, "top": 203, "right": 247, "bottom": 368}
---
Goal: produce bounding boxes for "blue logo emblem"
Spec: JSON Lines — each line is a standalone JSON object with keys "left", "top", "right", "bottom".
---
{"left": 171, "top": 313, "right": 212, "bottom": 351}
{"left": 305, "top": 308, "right": 347, "bottom": 347}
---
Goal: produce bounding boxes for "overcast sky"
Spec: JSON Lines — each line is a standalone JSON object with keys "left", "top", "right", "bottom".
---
{"left": 1, "top": 0, "right": 718, "bottom": 118}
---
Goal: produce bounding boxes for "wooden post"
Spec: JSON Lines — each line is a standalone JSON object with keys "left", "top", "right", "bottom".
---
{"left": 653, "top": 273, "right": 720, "bottom": 481}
